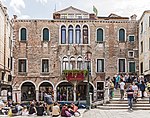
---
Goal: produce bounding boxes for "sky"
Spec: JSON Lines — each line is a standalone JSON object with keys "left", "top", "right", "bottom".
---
{"left": 1, "top": 0, "right": 150, "bottom": 20}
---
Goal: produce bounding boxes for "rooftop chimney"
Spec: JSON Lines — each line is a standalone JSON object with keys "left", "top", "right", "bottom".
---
{"left": 13, "top": 15, "right": 17, "bottom": 19}
{"left": 130, "top": 14, "right": 137, "bottom": 21}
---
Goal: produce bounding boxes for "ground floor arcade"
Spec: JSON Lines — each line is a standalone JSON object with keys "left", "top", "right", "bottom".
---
{"left": 12, "top": 80, "right": 104, "bottom": 103}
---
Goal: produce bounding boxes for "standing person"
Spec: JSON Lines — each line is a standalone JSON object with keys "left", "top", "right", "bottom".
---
{"left": 109, "top": 80, "right": 114, "bottom": 99}
{"left": 126, "top": 85, "right": 134, "bottom": 110}
{"left": 115, "top": 74, "right": 120, "bottom": 89}
{"left": 119, "top": 79, "right": 125, "bottom": 100}
{"left": 44, "top": 92, "right": 53, "bottom": 115}
{"left": 132, "top": 82, "right": 138, "bottom": 103}
{"left": 139, "top": 81, "right": 146, "bottom": 98}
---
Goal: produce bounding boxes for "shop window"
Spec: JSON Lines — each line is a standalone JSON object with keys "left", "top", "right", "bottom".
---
{"left": 119, "top": 29, "right": 125, "bottom": 42}
{"left": 97, "top": 59, "right": 104, "bottom": 72}
{"left": 118, "top": 59, "right": 125, "bottom": 72}
{"left": 20, "top": 28, "right": 27, "bottom": 41}
{"left": 18, "top": 59, "right": 27, "bottom": 72}
{"left": 129, "top": 62, "right": 135, "bottom": 73}
{"left": 42, "top": 59, "right": 49, "bottom": 72}
{"left": 68, "top": 25, "right": 73, "bottom": 44}
{"left": 97, "top": 28, "right": 103, "bottom": 42}
{"left": 83, "top": 25, "right": 88, "bottom": 44}
{"left": 43, "top": 28, "right": 49, "bottom": 41}
{"left": 61, "top": 25, "right": 66, "bottom": 44}
{"left": 75, "top": 25, "right": 81, "bottom": 44}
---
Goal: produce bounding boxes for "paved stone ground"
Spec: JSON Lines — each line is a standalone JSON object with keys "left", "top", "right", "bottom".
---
{"left": 1, "top": 109, "right": 150, "bottom": 118}
{"left": 83, "top": 109, "right": 150, "bottom": 118}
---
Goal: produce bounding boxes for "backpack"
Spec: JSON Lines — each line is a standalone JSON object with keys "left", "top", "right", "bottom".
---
{"left": 110, "top": 82, "right": 114, "bottom": 89}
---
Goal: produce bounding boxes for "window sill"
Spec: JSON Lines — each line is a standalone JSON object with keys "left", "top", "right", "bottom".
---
{"left": 96, "top": 41, "right": 104, "bottom": 43}
{"left": 20, "top": 40, "right": 27, "bottom": 42}
{"left": 18, "top": 72, "right": 27, "bottom": 76}
{"left": 40, "top": 72, "right": 50, "bottom": 75}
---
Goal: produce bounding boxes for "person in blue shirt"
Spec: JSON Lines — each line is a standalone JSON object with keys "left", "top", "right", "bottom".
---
{"left": 126, "top": 85, "right": 134, "bottom": 110}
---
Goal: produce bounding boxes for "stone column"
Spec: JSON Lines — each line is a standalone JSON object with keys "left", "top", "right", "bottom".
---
{"left": 36, "top": 90, "right": 39, "bottom": 101}
{"left": 89, "top": 93, "right": 92, "bottom": 110}
{"left": 73, "top": 83, "right": 77, "bottom": 102}
{"left": 54, "top": 89, "right": 57, "bottom": 102}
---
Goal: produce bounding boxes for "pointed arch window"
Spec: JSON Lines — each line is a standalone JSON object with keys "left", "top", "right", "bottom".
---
{"left": 119, "top": 29, "right": 125, "bottom": 42}
{"left": 61, "top": 25, "right": 66, "bottom": 44}
{"left": 77, "top": 57, "right": 83, "bottom": 70}
{"left": 75, "top": 25, "right": 81, "bottom": 44}
{"left": 62, "top": 57, "right": 69, "bottom": 70}
{"left": 70, "top": 57, "right": 75, "bottom": 70}
{"left": 20, "top": 28, "right": 27, "bottom": 41}
{"left": 43, "top": 28, "right": 49, "bottom": 41}
{"left": 97, "top": 28, "right": 103, "bottom": 42}
{"left": 68, "top": 25, "right": 74, "bottom": 44}
{"left": 83, "top": 25, "right": 88, "bottom": 44}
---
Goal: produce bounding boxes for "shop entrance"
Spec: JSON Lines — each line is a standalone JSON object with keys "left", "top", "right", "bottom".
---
{"left": 21, "top": 82, "right": 36, "bottom": 101}
{"left": 56, "top": 82, "right": 73, "bottom": 101}
{"left": 76, "top": 82, "right": 94, "bottom": 100}
{"left": 39, "top": 82, "right": 53, "bottom": 101}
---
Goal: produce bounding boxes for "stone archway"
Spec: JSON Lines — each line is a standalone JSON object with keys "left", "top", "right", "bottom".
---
{"left": 38, "top": 81, "right": 54, "bottom": 101}
{"left": 56, "top": 81, "right": 73, "bottom": 101}
{"left": 21, "top": 82, "right": 36, "bottom": 101}
{"left": 76, "top": 81, "right": 94, "bottom": 100}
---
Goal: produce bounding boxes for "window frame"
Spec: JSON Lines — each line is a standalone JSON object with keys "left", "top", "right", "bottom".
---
{"left": 118, "top": 58, "right": 126, "bottom": 73}
{"left": 75, "top": 25, "right": 81, "bottom": 44}
{"left": 128, "top": 35, "right": 135, "bottom": 42}
{"left": 41, "top": 58, "right": 50, "bottom": 73}
{"left": 118, "top": 28, "right": 126, "bottom": 42}
{"left": 18, "top": 58, "right": 27, "bottom": 73}
{"left": 96, "top": 28, "right": 104, "bottom": 43}
{"left": 96, "top": 58, "right": 105, "bottom": 72}
{"left": 68, "top": 25, "right": 74, "bottom": 44}
{"left": 42, "top": 27, "right": 50, "bottom": 42}
{"left": 128, "top": 61, "right": 136, "bottom": 73}
{"left": 128, "top": 51, "right": 134, "bottom": 58}
{"left": 19, "top": 27, "right": 28, "bottom": 41}
{"left": 60, "top": 25, "right": 67, "bottom": 44}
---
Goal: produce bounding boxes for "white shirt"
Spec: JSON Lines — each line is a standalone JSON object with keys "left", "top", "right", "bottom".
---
{"left": 120, "top": 82, "right": 125, "bottom": 90}
{"left": 132, "top": 85, "right": 138, "bottom": 91}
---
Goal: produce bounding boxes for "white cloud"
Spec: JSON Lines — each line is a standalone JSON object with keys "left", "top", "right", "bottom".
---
{"left": 36, "top": 0, "right": 47, "bottom": 5}
{"left": 10, "top": 0, "right": 25, "bottom": 15}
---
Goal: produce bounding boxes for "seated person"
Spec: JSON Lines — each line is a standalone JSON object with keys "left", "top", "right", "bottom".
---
{"left": 52, "top": 102, "right": 60, "bottom": 117}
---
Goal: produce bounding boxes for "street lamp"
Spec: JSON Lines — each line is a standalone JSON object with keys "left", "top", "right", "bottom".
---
{"left": 85, "top": 51, "right": 92, "bottom": 109}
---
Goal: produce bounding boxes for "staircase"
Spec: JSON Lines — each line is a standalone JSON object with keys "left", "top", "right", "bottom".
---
{"left": 97, "top": 89, "right": 150, "bottom": 110}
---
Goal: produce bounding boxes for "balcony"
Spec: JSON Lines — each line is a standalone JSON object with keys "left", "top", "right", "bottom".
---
{"left": 63, "top": 70, "right": 88, "bottom": 81}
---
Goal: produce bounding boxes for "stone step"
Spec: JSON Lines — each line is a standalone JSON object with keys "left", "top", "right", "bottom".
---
{"left": 104, "top": 104, "right": 150, "bottom": 107}
{"left": 97, "top": 106, "right": 150, "bottom": 110}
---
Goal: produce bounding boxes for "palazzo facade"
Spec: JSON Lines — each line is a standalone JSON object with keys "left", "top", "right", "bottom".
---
{"left": 12, "top": 6, "right": 138, "bottom": 102}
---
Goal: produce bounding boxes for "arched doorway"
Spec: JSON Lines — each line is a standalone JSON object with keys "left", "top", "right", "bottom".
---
{"left": 56, "top": 82, "right": 73, "bottom": 101}
{"left": 39, "top": 82, "right": 53, "bottom": 101}
{"left": 21, "top": 82, "right": 36, "bottom": 101}
{"left": 76, "top": 82, "right": 94, "bottom": 100}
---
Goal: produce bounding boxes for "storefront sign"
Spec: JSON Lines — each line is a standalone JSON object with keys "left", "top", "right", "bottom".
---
{"left": 66, "top": 72, "right": 84, "bottom": 81}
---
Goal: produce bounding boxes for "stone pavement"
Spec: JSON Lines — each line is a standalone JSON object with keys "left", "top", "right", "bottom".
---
{"left": 1, "top": 109, "right": 150, "bottom": 118}
{"left": 83, "top": 109, "right": 150, "bottom": 118}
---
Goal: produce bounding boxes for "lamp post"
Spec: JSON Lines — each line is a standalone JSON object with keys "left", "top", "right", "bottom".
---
{"left": 86, "top": 51, "right": 92, "bottom": 109}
